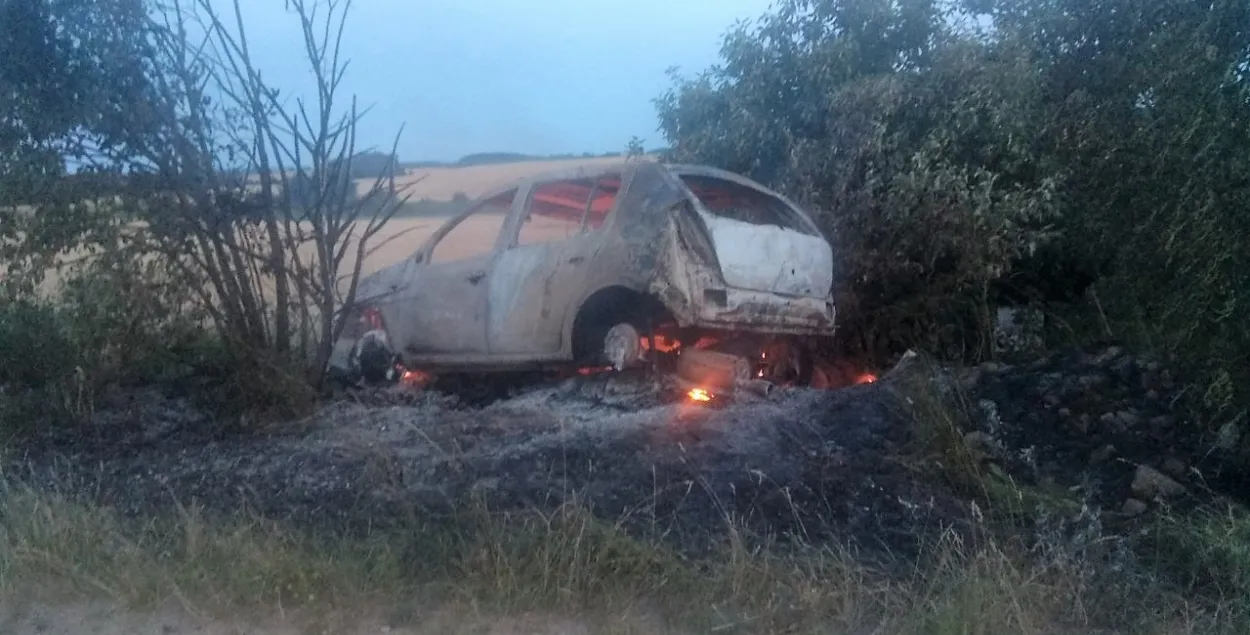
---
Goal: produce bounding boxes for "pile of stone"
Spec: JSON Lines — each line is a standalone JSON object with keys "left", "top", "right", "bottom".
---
{"left": 955, "top": 345, "right": 1244, "bottom": 516}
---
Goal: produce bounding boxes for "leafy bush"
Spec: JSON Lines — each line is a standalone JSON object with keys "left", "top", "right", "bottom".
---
{"left": 657, "top": 5, "right": 1060, "bottom": 364}
{"left": 655, "top": 0, "right": 1250, "bottom": 426}
{"left": 0, "top": 246, "right": 201, "bottom": 438}
{"left": 0, "top": 301, "right": 77, "bottom": 391}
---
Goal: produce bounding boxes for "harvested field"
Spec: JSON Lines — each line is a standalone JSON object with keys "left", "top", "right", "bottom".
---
{"left": 358, "top": 155, "right": 647, "bottom": 202}
{"left": 27, "top": 157, "right": 614, "bottom": 300}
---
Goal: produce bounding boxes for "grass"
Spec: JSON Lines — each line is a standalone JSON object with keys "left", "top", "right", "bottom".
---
{"left": 1136, "top": 504, "right": 1250, "bottom": 607}
{"left": 886, "top": 352, "right": 1089, "bottom": 528}
{"left": 1, "top": 473, "right": 1246, "bottom": 634}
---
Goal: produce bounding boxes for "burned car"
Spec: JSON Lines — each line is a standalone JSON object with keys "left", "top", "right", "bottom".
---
{"left": 329, "top": 160, "right": 836, "bottom": 385}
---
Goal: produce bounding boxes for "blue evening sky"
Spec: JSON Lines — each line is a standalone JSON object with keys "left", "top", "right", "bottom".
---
{"left": 219, "top": 0, "right": 775, "bottom": 163}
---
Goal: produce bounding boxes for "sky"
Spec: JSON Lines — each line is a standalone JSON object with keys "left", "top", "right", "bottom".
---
{"left": 217, "top": 0, "right": 776, "bottom": 163}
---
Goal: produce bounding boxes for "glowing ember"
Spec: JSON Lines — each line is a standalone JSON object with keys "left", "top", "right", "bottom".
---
{"left": 640, "top": 334, "right": 682, "bottom": 353}
{"left": 577, "top": 366, "right": 614, "bottom": 376}
{"left": 854, "top": 372, "right": 878, "bottom": 385}
{"left": 692, "top": 336, "right": 720, "bottom": 349}
{"left": 687, "top": 387, "right": 713, "bottom": 402}
{"left": 400, "top": 368, "right": 432, "bottom": 386}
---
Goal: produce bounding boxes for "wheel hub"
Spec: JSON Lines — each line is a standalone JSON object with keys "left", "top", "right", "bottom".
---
{"left": 603, "top": 323, "right": 642, "bottom": 371}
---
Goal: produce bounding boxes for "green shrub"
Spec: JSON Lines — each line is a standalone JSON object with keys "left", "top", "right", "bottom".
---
{"left": 656, "top": 8, "right": 1060, "bottom": 366}
{"left": 0, "top": 301, "right": 77, "bottom": 390}
{"left": 655, "top": 0, "right": 1250, "bottom": 426}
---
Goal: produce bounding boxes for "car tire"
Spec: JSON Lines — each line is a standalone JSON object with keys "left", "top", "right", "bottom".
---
{"left": 355, "top": 332, "right": 399, "bottom": 385}
{"left": 602, "top": 322, "right": 643, "bottom": 370}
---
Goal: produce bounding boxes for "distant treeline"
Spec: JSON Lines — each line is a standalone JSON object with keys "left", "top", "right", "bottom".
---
{"left": 400, "top": 148, "right": 669, "bottom": 171}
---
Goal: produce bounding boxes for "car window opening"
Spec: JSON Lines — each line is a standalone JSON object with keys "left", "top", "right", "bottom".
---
{"left": 678, "top": 175, "right": 812, "bottom": 235}
{"left": 584, "top": 176, "right": 621, "bottom": 231}
{"left": 429, "top": 188, "right": 515, "bottom": 263}
{"left": 516, "top": 175, "right": 621, "bottom": 247}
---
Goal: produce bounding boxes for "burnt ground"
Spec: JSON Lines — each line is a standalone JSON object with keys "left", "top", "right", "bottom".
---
{"left": 4, "top": 344, "right": 1247, "bottom": 568}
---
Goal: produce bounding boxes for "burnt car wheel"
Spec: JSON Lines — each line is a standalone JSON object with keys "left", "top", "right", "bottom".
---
{"left": 572, "top": 289, "right": 667, "bottom": 370}
{"left": 353, "top": 330, "right": 400, "bottom": 385}
{"left": 602, "top": 322, "right": 643, "bottom": 370}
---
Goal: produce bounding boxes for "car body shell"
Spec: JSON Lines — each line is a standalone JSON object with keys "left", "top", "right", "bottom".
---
{"left": 329, "top": 160, "right": 837, "bottom": 374}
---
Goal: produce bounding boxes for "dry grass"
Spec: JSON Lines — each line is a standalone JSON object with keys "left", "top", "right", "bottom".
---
{"left": 1, "top": 472, "right": 1243, "bottom": 635}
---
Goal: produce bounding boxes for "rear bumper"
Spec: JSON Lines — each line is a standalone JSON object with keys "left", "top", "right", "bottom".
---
{"left": 689, "top": 287, "right": 836, "bottom": 336}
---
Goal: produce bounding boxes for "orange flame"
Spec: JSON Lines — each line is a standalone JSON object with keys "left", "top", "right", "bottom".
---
{"left": 640, "top": 334, "right": 682, "bottom": 353}
{"left": 854, "top": 372, "right": 878, "bottom": 385}
{"left": 400, "top": 368, "right": 432, "bottom": 387}
{"left": 687, "top": 387, "right": 713, "bottom": 402}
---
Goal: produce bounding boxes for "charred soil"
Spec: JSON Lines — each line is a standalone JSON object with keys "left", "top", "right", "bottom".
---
{"left": 5, "top": 345, "right": 1246, "bottom": 570}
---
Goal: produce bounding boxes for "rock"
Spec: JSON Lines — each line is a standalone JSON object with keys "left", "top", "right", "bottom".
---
{"left": 1121, "top": 498, "right": 1149, "bottom": 517}
{"left": 1161, "top": 457, "right": 1188, "bottom": 479}
{"left": 1131, "top": 465, "right": 1186, "bottom": 500}
{"left": 1116, "top": 410, "right": 1141, "bottom": 428}
{"left": 1058, "top": 407, "right": 1072, "bottom": 418}
{"left": 1216, "top": 421, "right": 1242, "bottom": 451}
{"left": 1160, "top": 370, "right": 1176, "bottom": 390}
{"left": 1111, "top": 356, "right": 1138, "bottom": 383}
{"left": 1077, "top": 414, "right": 1092, "bottom": 434}
{"left": 1079, "top": 374, "right": 1108, "bottom": 389}
{"left": 1091, "top": 346, "right": 1124, "bottom": 365}
{"left": 956, "top": 368, "right": 982, "bottom": 392}
{"left": 1089, "top": 444, "right": 1117, "bottom": 464}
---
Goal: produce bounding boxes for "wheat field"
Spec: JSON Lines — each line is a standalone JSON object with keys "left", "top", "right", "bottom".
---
{"left": 360, "top": 155, "right": 637, "bottom": 201}
{"left": 31, "top": 157, "right": 623, "bottom": 299}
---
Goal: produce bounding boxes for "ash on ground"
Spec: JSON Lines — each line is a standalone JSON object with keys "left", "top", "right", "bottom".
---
{"left": 6, "top": 345, "right": 1245, "bottom": 566}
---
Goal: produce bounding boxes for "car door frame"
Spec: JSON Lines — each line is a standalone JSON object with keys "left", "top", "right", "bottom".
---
{"left": 390, "top": 186, "right": 523, "bottom": 364}
{"left": 485, "top": 168, "right": 633, "bottom": 360}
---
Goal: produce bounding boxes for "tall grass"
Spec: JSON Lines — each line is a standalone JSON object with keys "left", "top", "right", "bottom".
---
{"left": 0, "top": 474, "right": 1243, "bottom": 634}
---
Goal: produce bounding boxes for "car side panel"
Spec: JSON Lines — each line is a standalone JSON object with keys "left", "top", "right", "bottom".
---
{"left": 486, "top": 234, "right": 601, "bottom": 356}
